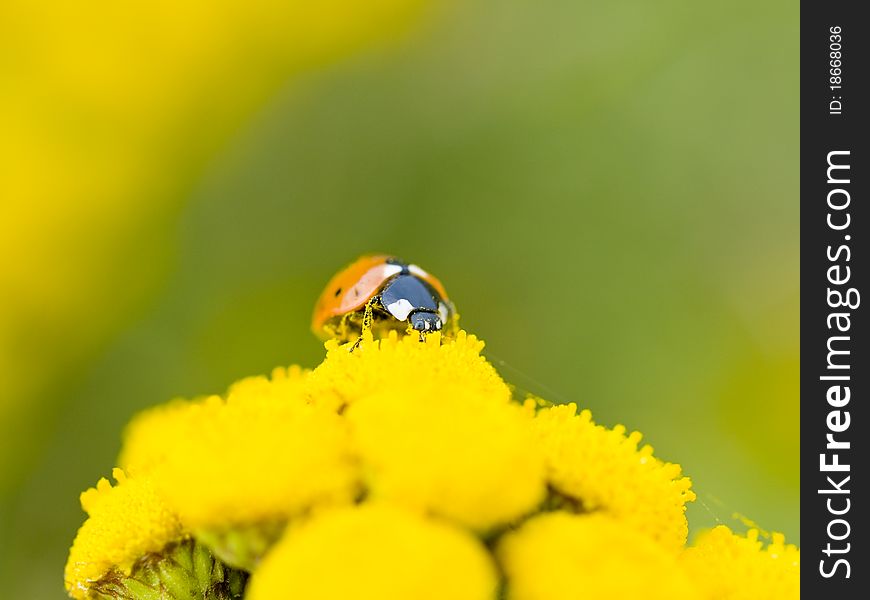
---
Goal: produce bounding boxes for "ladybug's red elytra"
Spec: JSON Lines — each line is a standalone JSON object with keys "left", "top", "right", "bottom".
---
{"left": 312, "top": 255, "right": 458, "bottom": 344}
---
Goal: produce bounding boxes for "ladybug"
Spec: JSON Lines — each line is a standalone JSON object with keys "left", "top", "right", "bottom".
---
{"left": 312, "top": 255, "right": 457, "bottom": 344}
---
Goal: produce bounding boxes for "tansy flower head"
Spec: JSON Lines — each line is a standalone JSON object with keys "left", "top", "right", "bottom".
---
{"left": 307, "top": 330, "right": 545, "bottom": 530}
{"left": 119, "top": 365, "right": 357, "bottom": 566}
{"left": 118, "top": 366, "right": 308, "bottom": 478}
{"left": 64, "top": 469, "right": 184, "bottom": 599}
{"left": 247, "top": 503, "right": 498, "bottom": 600}
{"left": 304, "top": 330, "right": 511, "bottom": 412}
{"left": 346, "top": 383, "right": 545, "bottom": 531}
{"left": 497, "top": 512, "right": 699, "bottom": 600}
{"left": 533, "top": 403, "right": 696, "bottom": 551}
{"left": 680, "top": 525, "right": 799, "bottom": 600}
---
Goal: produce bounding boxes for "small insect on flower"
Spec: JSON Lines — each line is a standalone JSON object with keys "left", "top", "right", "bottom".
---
{"left": 312, "top": 255, "right": 458, "bottom": 344}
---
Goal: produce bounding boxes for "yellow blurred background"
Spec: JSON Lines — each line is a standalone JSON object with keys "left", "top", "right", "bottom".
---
{"left": 0, "top": 1, "right": 797, "bottom": 597}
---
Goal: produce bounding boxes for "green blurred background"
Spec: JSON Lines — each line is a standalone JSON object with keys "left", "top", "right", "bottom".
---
{"left": 0, "top": 0, "right": 797, "bottom": 596}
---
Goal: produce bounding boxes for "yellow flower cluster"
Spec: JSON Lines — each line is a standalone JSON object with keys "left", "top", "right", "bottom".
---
{"left": 498, "top": 512, "right": 697, "bottom": 600}
{"left": 339, "top": 334, "right": 544, "bottom": 530}
{"left": 533, "top": 403, "right": 696, "bottom": 551}
{"left": 65, "top": 331, "right": 798, "bottom": 599}
{"left": 248, "top": 504, "right": 497, "bottom": 600}
{"left": 680, "top": 526, "right": 800, "bottom": 600}
{"left": 306, "top": 330, "right": 512, "bottom": 411}
{"left": 120, "top": 365, "right": 356, "bottom": 531}
{"left": 64, "top": 470, "right": 183, "bottom": 598}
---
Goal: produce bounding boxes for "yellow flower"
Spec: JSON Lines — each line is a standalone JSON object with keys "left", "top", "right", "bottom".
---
{"left": 304, "top": 331, "right": 547, "bottom": 530}
{"left": 119, "top": 365, "right": 357, "bottom": 530}
{"left": 64, "top": 469, "right": 184, "bottom": 599}
{"left": 497, "top": 512, "right": 699, "bottom": 600}
{"left": 305, "top": 330, "right": 511, "bottom": 412}
{"left": 680, "top": 526, "right": 799, "bottom": 600}
{"left": 247, "top": 503, "right": 498, "bottom": 600}
{"left": 533, "top": 403, "right": 695, "bottom": 551}
{"left": 346, "top": 378, "right": 545, "bottom": 531}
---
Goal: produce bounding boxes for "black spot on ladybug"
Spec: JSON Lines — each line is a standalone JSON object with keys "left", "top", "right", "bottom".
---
{"left": 334, "top": 287, "right": 342, "bottom": 297}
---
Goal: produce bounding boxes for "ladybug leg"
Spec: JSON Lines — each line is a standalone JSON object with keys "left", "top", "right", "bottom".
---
{"left": 362, "top": 298, "right": 376, "bottom": 332}
{"left": 349, "top": 298, "right": 377, "bottom": 352}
